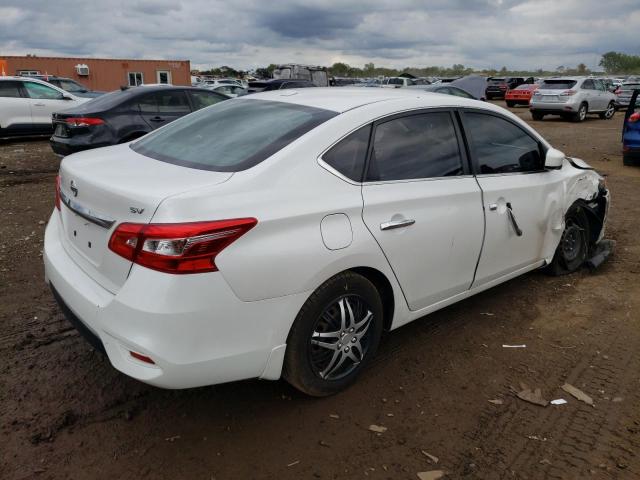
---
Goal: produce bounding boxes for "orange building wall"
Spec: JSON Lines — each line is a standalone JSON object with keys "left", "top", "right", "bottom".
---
{"left": 0, "top": 56, "right": 191, "bottom": 91}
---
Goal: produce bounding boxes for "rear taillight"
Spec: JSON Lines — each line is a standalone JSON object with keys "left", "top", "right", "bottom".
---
{"left": 108, "top": 218, "right": 257, "bottom": 274}
{"left": 55, "top": 175, "right": 61, "bottom": 210}
{"left": 614, "top": 89, "right": 622, "bottom": 95}
{"left": 560, "top": 90, "right": 577, "bottom": 96}
{"left": 629, "top": 113, "right": 640, "bottom": 123}
{"left": 65, "top": 117, "right": 105, "bottom": 127}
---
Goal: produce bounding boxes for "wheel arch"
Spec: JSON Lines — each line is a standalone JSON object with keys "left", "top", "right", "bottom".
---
{"left": 349, "top": 266, "right": 396, "bottom": 331}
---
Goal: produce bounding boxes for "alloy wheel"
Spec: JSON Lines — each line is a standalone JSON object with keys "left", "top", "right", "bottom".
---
{"left": 309, "top": 295, "right": 374, "bottom": 381}
{"left": 604, "top": 103, "right": 615, "bottom": 119}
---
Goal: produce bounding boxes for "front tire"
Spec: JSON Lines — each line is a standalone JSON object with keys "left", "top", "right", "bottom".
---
{"left": 547, "top": 204, "right": 591, "bottom": 275}
{"left": 599, "top": 102, "right": 615, "bottom": 120}
{"left": 283, "top": 272, "right": 384, "bottom": 396}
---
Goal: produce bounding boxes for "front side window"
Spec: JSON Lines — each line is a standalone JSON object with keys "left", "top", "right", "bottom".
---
{"left": 131, "top": 99, "right": 337, "bottom": 172}
{"left": 322, "top": 125, "right": 371, "bottom": 181}
{"left": 24, "top": 82, "right": 63, "bottom": 100}
{"left": 464, "top": 112, "right": 543, "bottom": 174}
{"left": 367, "top": 112, "right": 463, "bottom": 181}
{"left": 0, "top": 81, "right": 22, "bottom": 98}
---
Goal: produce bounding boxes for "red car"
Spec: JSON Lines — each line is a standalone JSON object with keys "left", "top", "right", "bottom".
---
{"left": 505, "top": 84, "right": 539, "bottom": 107}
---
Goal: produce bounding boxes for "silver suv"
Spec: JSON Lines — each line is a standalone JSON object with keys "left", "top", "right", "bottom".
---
{"left": 530, "top": 77, "right": 616, "bottom": 122}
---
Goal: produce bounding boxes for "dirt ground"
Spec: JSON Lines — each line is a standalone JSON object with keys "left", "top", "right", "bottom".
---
{"left": 1, "top": 103, "right": 639, "bottom": 480}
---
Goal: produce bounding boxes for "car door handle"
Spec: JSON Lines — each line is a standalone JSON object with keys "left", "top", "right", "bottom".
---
{"left": 33, "top": 103, "right": 45, "bottom": 107}
{"left": 380, "top": 219, "right": 415, "bottom": 231}
{"left": 149, "top": 116, "right": 165, "bottom": 122}
{"left": 506, "top": 202, "right": 523, "bottom": 237}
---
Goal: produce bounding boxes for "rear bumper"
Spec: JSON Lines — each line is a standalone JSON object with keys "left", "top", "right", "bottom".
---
{"left": 50, "top": 136, "right": 110, "bottom": 156}
{"left": 43, "top": 211, "right": 308, "bottom": 389}
{"left": 529, "top": 101, "right": 579, "bottom": 115}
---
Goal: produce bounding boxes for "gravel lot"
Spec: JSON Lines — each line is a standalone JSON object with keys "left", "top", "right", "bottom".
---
{"left": 1, "top": 103, "right": 639, "bottom": 480}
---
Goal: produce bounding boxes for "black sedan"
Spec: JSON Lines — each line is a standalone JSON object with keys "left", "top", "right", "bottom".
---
{"left": 50, "top": 86, "right": 228, "bottom": 156}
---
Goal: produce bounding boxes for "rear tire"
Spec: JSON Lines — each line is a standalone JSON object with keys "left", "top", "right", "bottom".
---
{"left": 623, "top": 154, "right": 638, "bottom": 166}
{"left": 506, "top": 101, "right": 515, "bottom": 108}
{"left": 547, "top": 204, "right": 591, "bottom": 276}
{"left": 531, "top": 111, "right": 544, "bottom": 121}
{"left": 283, "top": 272, "right": 384, "bottom": 396}
{"left": 572, "top": 103, "right": 588, "bottom": 122}
{"left": 599, "top": 102, "right": 615, "bottom": 120}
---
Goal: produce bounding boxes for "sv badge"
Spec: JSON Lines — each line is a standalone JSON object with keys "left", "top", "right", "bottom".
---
{"left": 130, "top": 207, "right": 145, "bottom": 214}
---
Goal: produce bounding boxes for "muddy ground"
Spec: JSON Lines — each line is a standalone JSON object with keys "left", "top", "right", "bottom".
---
{"left": 1, "top": 104, "right": 639, "bottom": 480}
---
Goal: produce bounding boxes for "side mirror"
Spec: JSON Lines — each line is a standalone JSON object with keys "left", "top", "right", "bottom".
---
{"left": 62, "top": 94, "right": 73, "bottom": 100}
{"left": 545, "top": 148, "right": 565, "bottom": 168}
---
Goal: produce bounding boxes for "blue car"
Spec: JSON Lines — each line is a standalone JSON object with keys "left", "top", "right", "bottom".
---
{"left": 623, "top": 89, "right": 640, "bottom": 166}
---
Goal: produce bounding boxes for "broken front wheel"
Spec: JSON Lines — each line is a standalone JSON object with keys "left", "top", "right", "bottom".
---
{"left": 547, "top": 204, "right": 591, "bottom": 275}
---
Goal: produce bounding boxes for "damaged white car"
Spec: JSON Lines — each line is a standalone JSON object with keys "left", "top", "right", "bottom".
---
{"left": 44, "top": 88, "right": 610, "bottom": 396}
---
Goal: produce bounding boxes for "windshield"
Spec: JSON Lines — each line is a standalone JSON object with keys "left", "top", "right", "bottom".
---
{"left": 57, "top": 79, "right": 86, "bottom": 92}
{"left": 131, "top": 99, "right": 337, "bottom": 172}
{"left": 541, "top": 80, "right": 577, "bottom": 90}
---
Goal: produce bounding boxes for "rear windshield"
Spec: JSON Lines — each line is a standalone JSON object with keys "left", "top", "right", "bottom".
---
{"left": 131, "top": 99, "right": 337, "bottom": 172}
{"left": 488, "top": 78, "right": 506, "bottom": 85}
{"left": 541, "top": 80, "right": 577, "bottom": 90}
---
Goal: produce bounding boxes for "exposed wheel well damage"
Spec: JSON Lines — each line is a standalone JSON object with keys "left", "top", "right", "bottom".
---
{"left": 571, "top": 187, "right": 608, "bottom": 251}
{"left": 350, "top": 267, "right": 395, "bottom": 331}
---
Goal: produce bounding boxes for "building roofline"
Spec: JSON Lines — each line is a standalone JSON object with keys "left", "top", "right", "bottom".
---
{"left": 0, "top": 55, "right": 189, "bottom": 63}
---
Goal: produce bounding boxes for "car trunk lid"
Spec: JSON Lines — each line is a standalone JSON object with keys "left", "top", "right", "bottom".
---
{"left": 57, "top": 143, "right": 233, "bottom": 293}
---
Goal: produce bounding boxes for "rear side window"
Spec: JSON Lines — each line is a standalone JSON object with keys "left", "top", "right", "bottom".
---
{"left": 582, "top": 79, "right": 595, "bottom": 90}
{"left": 157, "top": 91, "right": 190, "bottom": 113}
{"left": 367, "top": 112, "right": 463, "bottom": 181}
{"left": 188, "top": 90, "right": 226, "bottom": 110}
{"left": 131, "top": 99, "right": 337, "bottom": 172}
{"left": 0, "top": 81, "right": 22, "bottom": 98}
{"left": 464, "top": 113, "right": 543, "bottom": 174}
{"left": 323, "top": 125, "right": 371, "bottom": 181}
{"left": 541, "top": 80, "right": 577, "bottom": 90}
{"left": 24, "top": 82, "right": 64, "bottom": 100}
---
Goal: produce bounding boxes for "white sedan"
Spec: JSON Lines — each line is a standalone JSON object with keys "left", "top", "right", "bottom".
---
{"left": 44, "top": 88, "right": 609, "bottom": 396}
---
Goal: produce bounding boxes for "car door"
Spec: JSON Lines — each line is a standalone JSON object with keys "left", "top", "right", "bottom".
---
{"left": 138, "top": 90, "right": 192, "bottom": 129}
{"left": 0, "top": 80, "right": 32, "bottom": 134}
{"left": 361, "top": 110, "right": 485, "bottom": 311}
{"left": 460, "top": 110, "right": 564, "bottom": 286}
{"left": 22, "top": 81, "right": 72, "bottom": 131}
{"left": 581, "top": 79, "right": 601, "bottom": 111}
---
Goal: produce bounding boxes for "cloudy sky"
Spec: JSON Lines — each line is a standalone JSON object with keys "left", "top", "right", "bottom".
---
{"left": 1, "top": 0, "right": 638, "bottom": 71}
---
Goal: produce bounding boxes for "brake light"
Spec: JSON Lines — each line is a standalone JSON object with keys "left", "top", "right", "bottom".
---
{"left": 560, "top": 90, "right": 577, "bottom": 96}
{"left": 55, "top": 175, "right": 61, "bottom": 210}
{"left": 108, "top": 218, "right": 257, "bottom": 274}
{"left": 65, "top": 117, "right": 105, "bottom": 127}
{"left": 614, "top": 89, "right": 622, "bottom": 95}
{"left": 629, "top": 113, "right": 640, "bottom": 123}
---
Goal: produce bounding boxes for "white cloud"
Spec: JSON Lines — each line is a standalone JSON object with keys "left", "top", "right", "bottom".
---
{"left": 0, "top": 0, "right": 636, "bottom": 71}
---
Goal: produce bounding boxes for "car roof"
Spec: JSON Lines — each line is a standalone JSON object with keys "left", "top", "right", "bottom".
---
{"left": 244, "top": 87, "right": 497, "bottom": 113}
